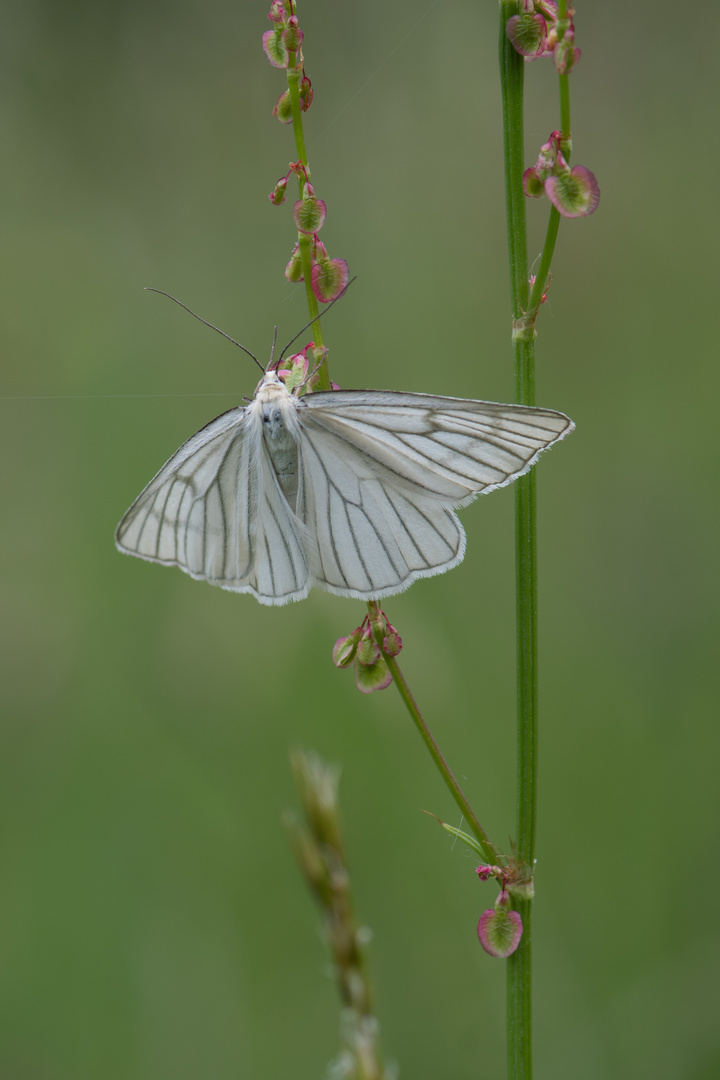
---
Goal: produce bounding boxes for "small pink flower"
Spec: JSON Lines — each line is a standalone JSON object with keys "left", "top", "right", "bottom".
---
{"left": 273, "top": 90, "right": 293, "bottom": 124}
{"left": 523, "top": 166, "right": 545, "bottom": 198}
{"left": 553, "top": 29, "right": 580, "bottom": 75}
{"left": 506, "top": 13, "right": 548, "bottom": 58}
{"left": 333, "top": 632, "right": 361, "bottom": 668}
{"left": 285, "top": 244, "right": 303, "bottom": 283}
{"left": 477, "top": 907, "right": 523, "bottom": 958}
{"left": 262, "top": 29, "right": 289, "bottom": 69}
{"left": 356, "top": 629, "right": 381, "bottom": 667}
{"left": 293, "top": 194, "right": 327, "bottom": 235}
{"left": 333, "top": 611, "right": 401, "bottom": 693}
{"left": 268, "top": 176, "right": 288, "bottom": 205}
{"left": 311, "top": 257, "right": 349, "bottom": 304}
{"left": 281, "top": 22, "right": 303, "bottom": 56}
{"left": 299, "top": 75, "right": 313, "bottom": 112}
{"left": 277, "top": 353, "right": 309, "bottom": 393}
{"left": 524, "top": 130, "right": 600, "bottom": 217}
{"left": 267, "top": 1, "right": 287, "bottom": 24}
{"left": 535, "top": 0, "right": 558, "bottom": 20}
{"left": 355, "top": 652, "right": 392, "bottom": 693}
{"left": 545, "top": 165, "right": 600, "bottom": 218}
{"left": 475, "top": 864, "right": 502, "bottom": 881}
{"left": 382, "top": 629, "right": 402, "bottom": 657}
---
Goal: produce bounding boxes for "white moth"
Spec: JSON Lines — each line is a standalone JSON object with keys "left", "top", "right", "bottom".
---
{"left": 116, "top": 369, "right": 574, "bottom": 605}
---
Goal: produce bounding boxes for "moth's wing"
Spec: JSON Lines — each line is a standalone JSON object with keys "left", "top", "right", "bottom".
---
{"left": 115, "top": 407, "right": 312, "bottom": 605}
{"left": 295, "top": 391, "right": 574, "bottom": 600}
{"left": 246, "top": 449, "right": 316, "bottom": 605}
{"left": 295, "top": 421, "right": 466, "bottom": 600}
{"left": 302, "top": 390, "right": 574, "bottom": 503}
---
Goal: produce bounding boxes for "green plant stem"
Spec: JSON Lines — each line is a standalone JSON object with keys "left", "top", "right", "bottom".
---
{"left": 507, "top": 894, "right": 532, "bottom": 1080}
{"left": 383, "top": 651, "right": 502, "bottom": 867}
{"left": 286, "top": 48, "right": 329, "bottom": 388}
{"left": 559, "top": 76, "right": 571, "bottom": 145}
{"left": 287, "top": 67, "right": 310, "bottom": 174}
{"left": 499, "top": 11, "right": 529, "bottom": 319}
{"left": 527, "top": 208, "right": 560, "bottom": 312}
{"left": 557, "top": 0, "right": 572, "bottom": 148}
{"left": 367, "top": 603, "right": 500, "bottom": 863}
{"left": 513, "top": 461, "right": 536, "bottom": 877}
{"left": 499, "top": 4, "right": 535, "bottom": 1077}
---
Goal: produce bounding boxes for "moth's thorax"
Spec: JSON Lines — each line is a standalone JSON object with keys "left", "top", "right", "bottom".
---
{"left": 253, "top": 375, "right": 299, "bottom": 439}
{"left": 253, "top": 372, "right": 300, "bottom": 504}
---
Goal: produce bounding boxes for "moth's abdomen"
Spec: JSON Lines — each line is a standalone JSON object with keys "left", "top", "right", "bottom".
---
{"left": 261, "top": 402, "right": 288, "bottom": 440}
{"left": 261, "top": 401, "right": 300, "bottom": 506}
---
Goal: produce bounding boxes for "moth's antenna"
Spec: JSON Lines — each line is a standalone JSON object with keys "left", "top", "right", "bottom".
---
{"left": 145, "top": 288, "right": 265, "bottom": 373}
{"left": 268, "top": 326, "right": 279, "bottom": 370}
{"left": 278, "top": 276, "right": 357, "bottom": 362}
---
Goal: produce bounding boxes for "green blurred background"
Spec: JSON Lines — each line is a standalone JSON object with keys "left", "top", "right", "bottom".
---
{"left": 2, "top": 2, "right": 718, "bottom": 1077}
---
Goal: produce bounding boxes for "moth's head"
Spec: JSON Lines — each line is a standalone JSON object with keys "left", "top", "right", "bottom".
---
{"left": 255, "top": 368, "right": 286, "bottom": 396}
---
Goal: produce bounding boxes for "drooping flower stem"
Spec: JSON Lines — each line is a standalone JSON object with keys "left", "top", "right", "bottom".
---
{"left": 386, "top": 654, "right": 501, "bottom": 866}
{"left": 527, "top": 208, "right": 560, "bottom": 313}
{"left": 367, "top": 603, "right": 501, "bottom": 866}
{"left": 499, "top": 3, "right": 536, "bottom": 1077}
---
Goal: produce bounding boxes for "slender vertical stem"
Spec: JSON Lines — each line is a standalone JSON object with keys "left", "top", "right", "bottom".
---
{"left": 500, "top": 13, "right": 529, "bottom": 321}
{"left": 286, "top": 47, "right": 328, "bottom": 386}
{"left": 499, "top": 4, "right": 536, "bottom": 1078}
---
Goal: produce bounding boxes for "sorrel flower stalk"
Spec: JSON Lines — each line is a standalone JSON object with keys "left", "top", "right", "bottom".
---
{"left": 263, "top": 0, "right": 348, "bottom": 391}
{"left": 499, "top": 2, "right": 598, "bottom": 1076}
